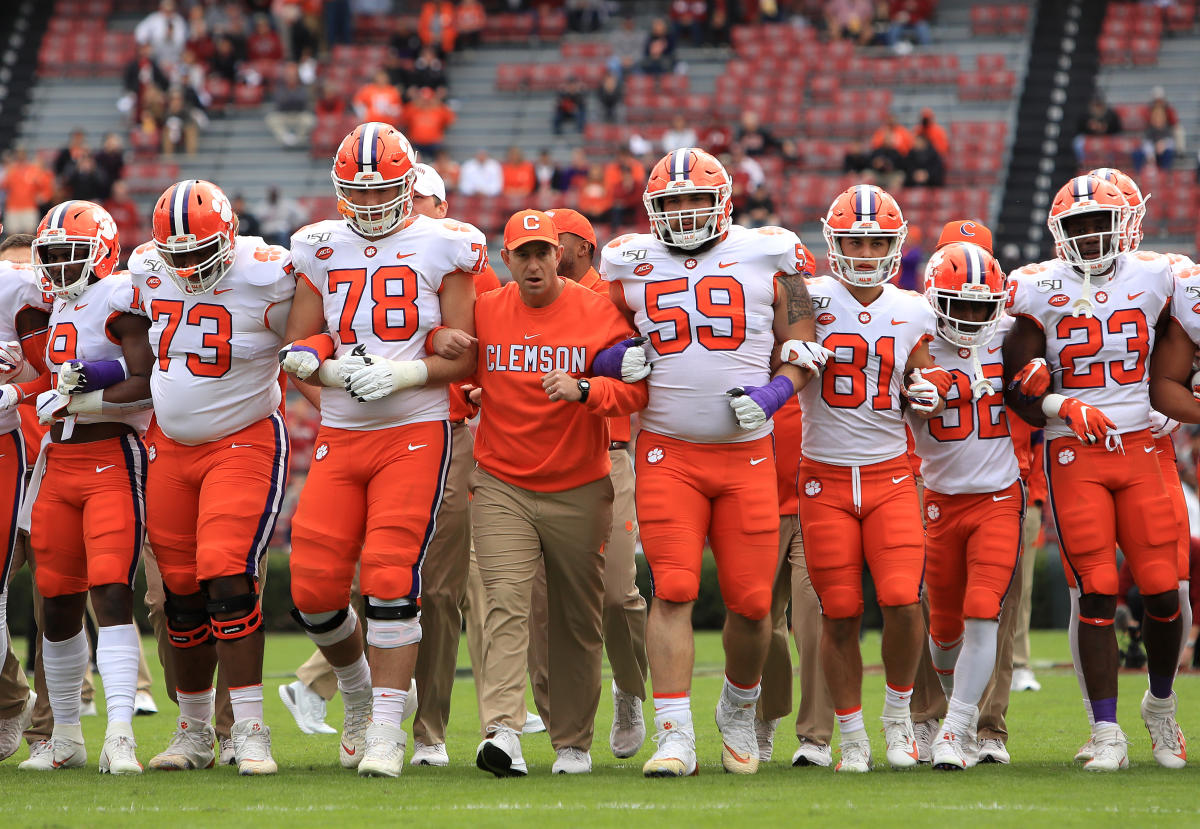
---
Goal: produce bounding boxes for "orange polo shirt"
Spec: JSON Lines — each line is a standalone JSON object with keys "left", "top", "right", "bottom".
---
{"left": 774, "top": 397, "right": 802, "bottom": 516}
{"left": 474, "top": 278, "right": 647, "bottom": 492}
{"left": 449, "top": 264, "right": 501, "bottom": 423}
{"left": 578, "top": 266, "right": 632, "bottom": 444}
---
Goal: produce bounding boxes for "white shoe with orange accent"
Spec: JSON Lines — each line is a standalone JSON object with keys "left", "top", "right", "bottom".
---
{"left": 715, "top": 698, "right": 759, "bottom": 774}
{"left": 931, "top": 726, "right": 974, "bottom": 771}
{"left": 1141, "top": 691, "right": 1187, "bottom": 769}
{"left": 340, "top": 689, "right": 372, "bottom": 769}
{"left": 1083, "top": 723, "right": 1129, "bottom": 772}
{"left": 231, "top": 718, "right": 277, "bottom": 775}
{"left": 358, "top": 722, "right": 407, "bottom": 777}
{"left": 881, "top": 715, "right": 920, "bottom": 769}
{"left": 642, "top": 715, "right": 698, "bottom": 777}
{"left": 148, "top": 716, "right": 216, "bottom": 770}
{"left": 835, "top": 732, "right": 871, "bottom": 773}
{"left": 99, "top": 722, "right": 143, "bottom": 775}
{"left": 18, "top": 724, "right": 86, "bottom": 771}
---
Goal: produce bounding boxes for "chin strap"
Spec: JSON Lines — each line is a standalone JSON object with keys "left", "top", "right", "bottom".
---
{"left": 968, "top": 346, "right": 994, "bottom": 400}
{"left": 1071, "top": 267, "right": 1096, "bottom": 318}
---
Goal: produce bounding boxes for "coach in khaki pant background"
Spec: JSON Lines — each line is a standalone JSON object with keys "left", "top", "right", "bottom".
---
{"left": 469, "top": 210, "right": 647, "bottom": 776}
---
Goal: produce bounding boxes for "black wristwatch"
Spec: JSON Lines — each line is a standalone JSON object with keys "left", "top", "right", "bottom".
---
{"left": 577, "top": 378, "right": 590, "bottom": 403}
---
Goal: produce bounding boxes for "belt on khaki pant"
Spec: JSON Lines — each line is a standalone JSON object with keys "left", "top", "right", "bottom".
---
{"left": 609, "top": 441, "right": 629, "bottom": 451}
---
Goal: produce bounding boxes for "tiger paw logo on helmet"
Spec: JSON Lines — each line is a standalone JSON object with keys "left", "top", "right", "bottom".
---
{"left": 315, "top": 442, "right": 330, "bottom": 461}
{"left": 926, "top": 503, "right": 940, "bottom": 521}
{"left": 646, "top": 446, "right": 665, "bottom": 464}
{"left": 1058, "top": 448, "right": 1076, "bottom": 466}
{"left": 804, "top": 479, "right": 822, "bottom": 497}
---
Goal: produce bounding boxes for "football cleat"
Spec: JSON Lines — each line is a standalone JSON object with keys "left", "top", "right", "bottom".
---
{"left": 148, "top": 716, "right": 216, "bottom": 771}
{"left": 99, "top": 723, "right": 143, "bottom": 775}
{"left": 411, "top": 740, "right": 449, "bottom": 767}
{"left": 931, "top": 727, "right": 974, "bottom": 772}
{"left": 18, "top": 724, "right": 86, "bottom": 771}
{"left": 977, "top": 738, "right": 1011, "bottom": 764}
{"left": 913, "top": 718, "right": 939, "bottom": 763}
{"left": 610, "top": 681, "right": 646, "bottom": 759}
{"left": 1074, "top": 736, "right": 1097, "bottom": 764}
{"left": 1141, "top": 690, "right": 1187, "bottom": 769}
{"left": 715, "top": 697, "right": 759, "bottom": 774}
{"left": 278, "top": 680, "right": 337, "bottom": 735}
{"left": 552, "top": 747, "right": 592, "bottom": 774}
{"left": 643, "top": 716, "right": 698, "bottom": 778}
{"left": 340, "top": 688, "right": 372, "bottom": 769}
{"left": 476, "top": 725, "right": 527, "bottom": 778}
{"left": 0, "top": 691, "right": 35, "bottom": 761}
{"left": 1083, "top": 723, "right": 1129, "bottom": 772}
{"left": 755, "top": 717, "right": 780, "bottom": 763}
{"left": 835, "top": 733, "right": 872, "bottom": 773}
{"left": 791, "top": 737, "right": 833, "bottom": 767}
{"left": 881, "top": 715, "right": 920, "bottom": 769}
{"left": 231, "top": 718, "right": 277, "bottom": 776}
{"left": 219, "top": 737, "right": 236, "bottom": 766}
{"left": 358, "top": 722, "right": 407, "bottom": 778}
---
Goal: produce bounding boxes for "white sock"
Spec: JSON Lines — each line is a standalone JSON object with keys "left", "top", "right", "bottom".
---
{"left": 722, "top": 676, "right": 761, "bottom": 708}
{"left": 1179, "top": 581, "right": 1192, "bottom": 669}
{"left": 96, "top": 623, "right": 140, "bottom": 724}
{"left": 1067, "top": 586, "right": 1094, "bottom": 725}
{"left": 229, "top": 684, "right": 264, "bottom": 722}
{"left": 44, "top": 629, "right": 89, "bottom": 726}
{"left": 333, "top": 653, "right": 371, "bottom": 696}
{"left": 929, "top": 633, "right": 963, "bottom": 699}
{"left": 882, "top": 683, "right": 913, "bottom": 719}
{"left": 952, "top": 619, "right": 999, "bottom": 709}
{"left": 836, "top": 707, "right": 866, "bottom": 737}
{"left": 177, "top": 687, "right": 215, "bottom": 723}
{"left": 653, "top": 694, "right": 691, "bottom": 724}
{"left": 372, "top": 686, "right": 407, "bottom": 727}
{"left": 944, "top": 697, "right": 979, "bottom": 738}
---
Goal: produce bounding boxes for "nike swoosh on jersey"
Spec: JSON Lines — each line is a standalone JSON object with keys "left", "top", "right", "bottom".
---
{"left": 524, "top": 334, "right": 540, "bottom": 340}
{"left": 396, "top": 252, "right": 416, "bottom": 259}
{"left": 214, "top": 288, "right": 233, "bottom": 295}
{"left": 988, "top": 345, "right": 1002, "bottom": 354}
{"left": 96, "top": 464, "right": 116, "bottom": 473}
{"left": 891, "top": 320, "right": 907, "bottom": 326}
{"left": 230, "top": 443, "right": 253, "bottom": 448}
{"left": 993, "top": 495, "right": 1013, "bottom": 501}
{"left": 891, "top": 475, "right": 910, "bottom": 484}
{"left": 718, "top": 261, "right": 738, "bottom": 268}
{"left": 749, "top": 457, "right": 767, "bottom": 465}
{"left": 408, "top": 443, "right": 427, "bottom": 451}
{"left": 1128, "top": 291, "right": 1144, "bottom": 300}
{"left": 74, "top": 304, "right": 88, "bottom": 311}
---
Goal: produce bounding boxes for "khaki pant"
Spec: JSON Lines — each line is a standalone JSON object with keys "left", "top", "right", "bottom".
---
{"left": 472, "top": 467, "right": 611, "bottom": 751}
{"left": 1010, "top": 503, "right": 1043, "bottom": 670}
{"left": 600, "top": 449, "right": 648, "bottom": 699}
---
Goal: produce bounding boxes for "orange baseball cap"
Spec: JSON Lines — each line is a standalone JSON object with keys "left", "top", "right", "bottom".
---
{"left": 504, "top": 209, "right": 559, "bottom": 250}
{"left": 544, "top": 207, "right": 596, "bottom": 246}
{"left": 936, "top": 219, "right": 993, "bottom": 254}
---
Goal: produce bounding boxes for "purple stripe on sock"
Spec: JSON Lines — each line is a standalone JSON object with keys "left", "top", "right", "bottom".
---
{"left": 1092, "top": 697, "right": 1117, "bottom": 724}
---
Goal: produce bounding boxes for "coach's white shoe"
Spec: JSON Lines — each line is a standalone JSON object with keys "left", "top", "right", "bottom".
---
{"left": 219, "top": 737, "right": 236, "bottom": 766}
{"left": 715, "top": 697, "right": 759, "bottom": 774}
{"left": 791, "top": 737, "right": 833, "bottom": 767}
{"left": 754, "top": 717, "right": 779, "bottom": 762}
{"left": 18, "top": 724, "right": 86, "bottom": 771}
{"left": 1083, "top": 723, "right": 1129, "bottom": 772}
{"left": 882, "top": 715, "right": 920, "bottom": 768}
{"left": 1010, "top": 667, "right": 1041, "bottom": 692}
{"left": 610, "top": 681, "right": 646, "bottom": 758}
{"left": 231, "top": 718, "right": 277, "bottom": 775}
{"left": 913, "top": 717, "right": 938, "bottom": 763}
{"left": 522, "top": 711, "right": 546, "bottom": 734}
{"left": 0, "top": 691, "right": 35, "bottom": 761}
{"left": 133, "top": 690, "right": 158, "bottom": 716}
{"left": 149, "top": 716, "right": 216, "bottom": 770}
{"left": 340, "top": 688, "right": 372, "bottom": 769}
{"left": 642, "top": 715, "right": 697, "bottom": 777}
{"left": 835, "top": 732, "right": 872, "bottom": 773}
{"left": 279, "top": 681, "right": 336, "bottom": 735}
{"left": 358, "top": 722, "right": 407, "bottom": 778}
{"left": 1141, "top": 690, "right": 1187, "bottom": 769}
{"left": 410, "top": 740, "right": 449, "bottom": 767}
{"left": 99, "top": 722, "right": 143, "bottom": 775}
{"left": 931, "top": 726, "right": 974, "bottom": 771}
{"left": 552, "top": 747, "right": 592, "bottom": 774}
{"left": 80, "top": 698, "right": 97, "bottom": 717}
{"left": 476, "top": 725, "right": 527, "bottom": 777}
{"left": 977, "top": 738, "right": 1010, "bottom": 764}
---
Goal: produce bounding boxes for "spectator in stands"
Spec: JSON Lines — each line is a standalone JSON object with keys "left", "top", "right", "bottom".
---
{"left": 120, "top": 42, "right": 170, "bottom": 121}
{"left": 313, "top": 81, "right": 346, "bottom": 119}
{"left": 554, "top": 148, "right": 589, "bottom": 192}
{"left": 843, "top": 141, "right": 871, "bottom": 174}
{"left": 662, "top": 114, "right": 698, "bottom": 153}
{"left": 405, "top": 88, "right": 455, "bottom": 158}
{"left": 353, "top": 69, "right": 404, "bottom": 125}
{"left": 324, "top": 0, "right": 354, "bottom": 48}
{"left": 233, "top": 194, "right": 262, "bottom": 237}
{"left": 410, "top": 47, "right": 449, "bottom": 99}
{"left": 93, "top": 133, "right": 127, "bottom": 193}
{"left": 741, "top": 182, "right": 777, "bottom": 229}
{"left": 185, "top": 5, "right": 215, "bottom": 63}
{"left": 419, "top": 1, "right": 458, "bottom": 54}
{"left": 255, "top": 187, "right": 306, "bottom": 247}
{"left": 136, "top": 0, "right": 189, "bottom": 72}
{"left": 246, "top": 14, "right": 284, "bottom": 62}
{"left": 866, "top": 1, "right": 895, "bottom": 46}
{"left": 500, "top": 147, "right": 537, "bottom": 197}
{"left": 825, "top": 0, "right": 873, "bottom": 42}
{"left": 63, "top": 152, "right": 110, "bottom": 202}
{"left": 867, "top": 130, "right": 905, "bottom": 190}
{"left": 577, "top": 164, "right": 612, "bottom": 225}
{"left": 265, "top": 62, "right": 316, "bottom": 149}
{"left": 735, "top": 110, "right": 778, "bottom": 157}
{"left": 870, "top": 112, "right": 913, "bottom": 155}
{"left": 640, "top": 18, "right": 677, "bottom": 75}
{"left": 459, "top": 149, "right": 503, "bottom": 197}
{"left": 103, "top": 180, "right": 141, "bottom": 249}
{"left": 389, "top": 19, "right": 424, "bottom": 88}
{"left": 209, "top": 36, "right": 242, "bottom": 86}
{"left": 607, "top": 17, "right": 642, "bottom": 78}
{"left": 706, "top": 0, "right": 730, "bottom": 46}
{"left": 1072, "top": 93, "right": 1122, "bottom": 164}
{"left": 670, "top": 0, "right": 708, "bottom": 46}
{"left": 0, "top": 148, "right": 54, "bottom": 235}
{"left": 888, "top": 0, "right": 933, "bottom": 48}
{"left": 456, "top": 0, "right": 487, "bottom": 49}
{"left": 170, "top": 48, "right": 213, "bottom": 115}
{"left": 915, "top": 107, "right": 949, "bottom": 157}
{"left": 597, "top": 70, "right": 623, "bottom": 122}
{"left": 1133, "top": 87, "right": 1182, "bottom": 172}
{"left": 903, "top": 134, "right": 944, "bottom": 188}
{"left": 534, "top": 149, "right": 557, "bottom": 194}
{"left": 433, "top": 148, "right": 461, "bottom": 193}
{"left": 280, "top": 2, "right": 320, "bottom": 62}
{"left": 53, "top": 129, "right": 90, "bottom": 181}
{"left": 162, "top": 86, "right": 202, "bottom": 155}
{"left": 568, "top": 0, "right": 608, "bottom": 33}
{"left": 135, "top": 85, "right": 168, "bottom": 151}
{"left": 604, "top": 146, "right": 645, "bottom": 192}
{"left": 727, "top": 144, "right": 765, "bottom": 194}
{"left": 553, "top": 77, "right": 588, "bottom": 135}
{"left": 608, "top": 164, "right": 641, "bottom": 229}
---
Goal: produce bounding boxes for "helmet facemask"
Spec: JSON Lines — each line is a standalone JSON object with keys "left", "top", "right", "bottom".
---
{"left": 823, "top": 226, "right": 907, "bottom": 287}
{"left": 333, "top": 168, "right": 416, "bottom": 238}
{"left": 644, "top": 185, "right": 730, "bottom": 250}
{"left": 1049, "top": 206, "right": 1124, "bottom": 276}
{"left": 155, "top": 229, "right": 236, "bottom": 295}
{"left": 930, "top": 291, "right": 1005, "bottom": 348}
{"left": 33, "top": 233, "right": 105, "bottom": 302}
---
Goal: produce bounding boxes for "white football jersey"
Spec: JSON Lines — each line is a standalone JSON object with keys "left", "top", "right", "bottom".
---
{"left": 45, "top": 273, "right": 152, "bottom": 433}
{"left": 1168, "top": 263, "right": 1200, "bottom": 344}
{"left": 907, "top": 318, "right": 1020, "bottom": 495}
{"left": 797, "top": 277, "right": 936, "bottom": 466}
{"left": 289, "top": 215, "right": 487, "bottom": 431}
{"left": 1143, "top": 249, "right": 1196, "bottom": 277}
{"left": 0, "top": 262, "right": 51, "bottom": 435}
{"left": 127, "top": 236, "right": 294, "bottom": 445}
{"left": 1006, "top": 252, "right": 1172, "bottom": 440}
{"left": 601, "top": 224, "right": 806, "bottom": 443}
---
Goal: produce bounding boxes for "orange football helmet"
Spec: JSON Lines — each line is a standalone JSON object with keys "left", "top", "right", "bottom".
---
{"left": 152, "top": 179, "right": 239, "bottom": 294}
{"left": 33, "top": 200, "right": 120, "bottom": 301}
{"left": 923, "top": 242, "right": 1006, "bottom": 348}
{"left": 1089, "top": 166, "right": 1148, "bottom": 252}
{"left": 643, "top": 148, "right": 732, "bottom": 250}
{"left": 1047, "top": 174, "right": 1126, "bottom": 275}
{"left": 821, "top": 184, "right": 907, "bottom": 287}
{"left": 332, "top": 122, "right": 417, "bottom": 238}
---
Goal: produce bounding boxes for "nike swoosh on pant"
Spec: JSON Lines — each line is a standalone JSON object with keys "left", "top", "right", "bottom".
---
{"left": 993, "top": 495, "right": 1013, "bottom": 501}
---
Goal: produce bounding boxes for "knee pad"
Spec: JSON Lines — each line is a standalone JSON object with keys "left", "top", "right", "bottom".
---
{"left": 651, "top": 571, "right": 700, "bottom": 605}
{"left": 928, "top": 613, "right": 964, "bottom": 646}
{"left": 164, "top": 591, "right": 212, "bottom": 649}
{"left": 962, "top": 588, "right": 1002, "bottom": 623}
{"left": 365, "top": 598, "right": 422, "bottom": 648}
{"left": 290, "top": 606, "right": 358, "bottom": 647}
{"left": 725, "top": 587, "right": 771, "bottom": 622}
{"left": 818, "top": 587, "right": 863, "bottom": 620}
{"left": 205, "top": 591, "right": 263, "bottom": 641}
{"left": 875, "top": 576, "right": 920, "bottom": 609}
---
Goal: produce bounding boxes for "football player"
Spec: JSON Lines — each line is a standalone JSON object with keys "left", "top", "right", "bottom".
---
{"left": 1005, "top": 174, "right": 1184, "bottom": 770}
{"left": 10, "top": 201, "right": 153, "bottom": 774}
{"left": 125, "top": 179, "right": 293, "bottom": 775}
{"left": 596, "top": 148, "right": 826, "bottom": 777}
{"left": 278, "top": 123, "right": 482, "bottom": 777}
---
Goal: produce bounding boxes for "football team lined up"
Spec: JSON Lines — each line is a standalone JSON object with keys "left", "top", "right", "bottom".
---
{"left": 0, "top": 120, "right": 1194, "bottom": 779}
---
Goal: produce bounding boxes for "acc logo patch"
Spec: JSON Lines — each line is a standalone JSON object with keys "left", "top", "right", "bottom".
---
{"left": 634, "top": 263, "right": 654, "bottom": 276}
{"left": 1094, "top": 290, "right": 1108, "bottom": 304}
{"left": 1058, "top": 448, "right": 1075, "bottom": 466}
{"left": 315, "top": 442, "right": 330, "bottom": 461}
{"left": 364, "top": 246, "right": 378, "bottom": 258}
{"left": 1048, "top": 294, "right": 1069, "bottom": 307}
{"left": 146, "top": 444, "right": 157, "bottom": 462}
{"left": 858, "top": 311, "right": 872, "bottom": 324}
{"left": 146, "top": 276, "right": 162, "bottom": 289}
{"left": 684, "top": 258, "right": 698, "bottom": 269}
{"left": 926, "top": 503, "right": 940, "bottom": 521}
{"left": 646, "top": 446, "right": 665, "bottom": 464}
{"left": 804, "top": 479, "right": 822, "bottom": 497}
{"left": 1191, "top": 302, "right": 1200, "bottom": 314}
{"left": 316, "top": 246, "right": 334, "bottom": 260}
{"left": 817, "top": 312, "right": 836, "bottom": 325}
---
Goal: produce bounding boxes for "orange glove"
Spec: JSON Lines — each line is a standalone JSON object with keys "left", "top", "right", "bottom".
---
{"left": 1010, "top": 357, "right": 1050, "bottom": 397}
{"left": 1043, "top": 393, "right": 1115, "bottom": 445}
{"left": 915, "top": 366, "right": 953, "bottom": 397}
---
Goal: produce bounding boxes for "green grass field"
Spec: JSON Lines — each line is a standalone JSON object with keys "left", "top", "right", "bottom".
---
{"left": 3, "top": 631, "right": 1198, "bottom": 828}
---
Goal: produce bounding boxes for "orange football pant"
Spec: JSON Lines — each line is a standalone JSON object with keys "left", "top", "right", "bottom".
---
{"left": 923, "top": 480, "right": 1024, "bottom": 644}
{"left": 1155, "top": 435, "right": 1190, "bottom": 581}
{"left": 633, "top": 431, "right": 778, "bottom": 620}
{"left": 290, "top": 420, "right": 450, "bottom": 613}
{"left": 31, "top": 433, "right": 147, "bottom": 598}
{"left": 797, "top": 453, "right": 925, "bottom": 619}
{"left": 1045, "top": 430, "right": 1177, "bottom": 597}
{"left": 145, "top": 412, "right": 289, "bottom": 595}
{"left": 0, "top": 430, "right": 25, "bottom": 586}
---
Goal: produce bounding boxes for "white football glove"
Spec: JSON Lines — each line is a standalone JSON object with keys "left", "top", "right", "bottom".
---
{"left": 728, "top": 391, "right": 768, "bottom": 431}
{"left": 0, "top": 385, "right": 20, "bottom": 412}
{"left": 1190, "top": 368, "right": 1200, "bottom": 401}
{"left": 780, "top": 339, "right": 834, "bottom": 373}
{"left": 342, "top": 349, "right": 429, "bottom": 402}
{"left": 1150, "top": 410, "right": 1181, "bottom": 440}
{"left": 904, "top": 369, "right": 940, "bottom": 414}
{"left": 56, "top": 360, "right": 86, "bottom": 395}
{"left": 620, "top": 341, "right": 651, "bottom": 383}
{"left": 278, "top": 342, "right": 321, "bottom": 380}
{"left": 0, "top": 341, "right": 24, "bottom": 380}
{"left": 35, "top": 390, "right": 71, "bottom": 425}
